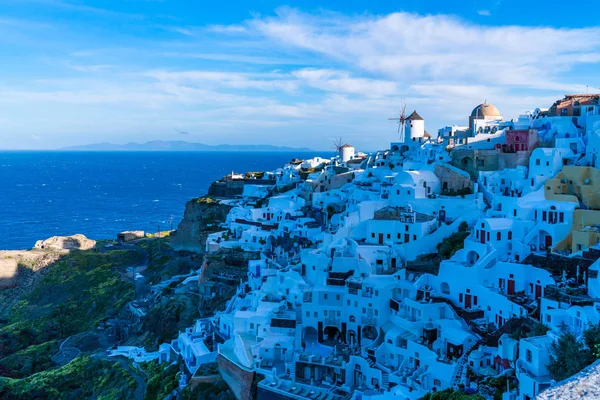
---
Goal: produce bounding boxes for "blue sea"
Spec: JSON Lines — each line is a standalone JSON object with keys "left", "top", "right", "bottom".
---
{"left": 0, "top": 151, "right": 321, "bottom": 250}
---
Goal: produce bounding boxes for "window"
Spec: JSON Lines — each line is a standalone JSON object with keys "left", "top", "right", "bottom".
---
{"left": 405, "top": 225, "right": 409, "bottom": 232}
{"left": 336, "top": 294, "right": 341, "bottom": 300}
{"left": 477, "top": 159, "right": 485, "bottom": 167}
{"left": 526, "top": 349, "right": 532, "bottom": 363}
{"left": 474, "top": 296, "right": 478, "bottom": 306}
{"left": 559, "top": 212, "right": 564, "bottom": 223}
{"left": 371, "top": 233, "right": 375, "bottom": 238}
{"left": 324, "top": 294, "right": 328, "bottom": 300}
{"left": 536, "top": 159, "right": 541, "bottom": 166}
{"left": 397, "top": 233, "right": 401, "bottom": 239}
{"left": 508, "top": 231, "right": 512, "bottom": 240}
{"left": 513, "top": 209, "right": 517, "bottom": 217}
{"left": 362, "top": 308, "right": 366, "bottom": 314}
{"left": 314, "top": 312, "right": 318, "bottom": 317}
{"left": 375, "top": 310, "right": 379, "bottom": 316}
{"left": 387, "top": 233, "right": 391, "bottom": 239}
{"left": 250, "top": 323, "right": 254, "bottom": 329}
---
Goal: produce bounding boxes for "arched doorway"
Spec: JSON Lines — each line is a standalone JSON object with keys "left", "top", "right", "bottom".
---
{"left": 324, "top": 326, "right": 341, "bottom": 342}
{"left": 440, "top": 282, "right": 451, "bottom": 295}
{"left": 467, "top": 250, "right": 480, "bottom": 266}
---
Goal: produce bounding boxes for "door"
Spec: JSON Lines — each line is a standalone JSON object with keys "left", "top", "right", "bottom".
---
{"left": 465, "top": 294, "right": 472, "bottom": 309}
{"left": 274, "top": 346, "right": 283, "bottom": 361}
{"left": 545, "top": 235, "right": 553, "bottom": 248}
{"left": 378, "top": 233, "right": 384, "bottom": 244}
{"left": 508, "top": 280, "right": 516, "bottom": 295}
{"left": 480, "top": 230, "right": 486, "bottom": 244}
{"left": 391, "top": 258, "right": 397, "bottom": 269}
{"left": 404, "top": 233, "right": 410, "bottom": 243}
{"left": 535, "top": 284, "right": 542, "bottom": 299}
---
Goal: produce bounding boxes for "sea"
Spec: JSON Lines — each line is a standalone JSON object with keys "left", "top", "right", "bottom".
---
{"left": 0, "top": 151, "right": 323, "bottom": 250}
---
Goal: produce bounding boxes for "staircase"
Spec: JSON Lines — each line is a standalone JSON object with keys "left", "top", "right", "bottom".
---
{"left": 289, "top": 352, "right": 299, "bottom": 379}
{"left": 451, "top": 340, "right": 482, "bottom": 388}
{"left": 366, "top": 357, "right": 376, "bottom": 368}
{"left": 381, "top": 372, "right": 390, "bottom": 391}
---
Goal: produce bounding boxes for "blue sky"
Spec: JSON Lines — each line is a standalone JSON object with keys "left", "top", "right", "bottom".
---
{"left": 1, "top": 0, "right": 599, "bottom": 150}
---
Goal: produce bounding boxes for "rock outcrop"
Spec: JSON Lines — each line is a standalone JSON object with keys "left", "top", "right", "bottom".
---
{"left": 34, "top": 234, "right": 96, "bottom": 251}
{"left": 170, "top": 198, "right": 232, "bottom": 253}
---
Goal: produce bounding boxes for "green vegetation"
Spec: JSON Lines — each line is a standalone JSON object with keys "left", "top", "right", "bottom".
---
{"left": 509, "top": 323, "right": 550, "bottom": 340}
{"left": 548, "top": 323, "right": 600, "bottom": 380}
{"left": 141, "top": 360, "right": 179, "bottom": 400}
{"left": 142, "top": 294, "right": 199, "bottom": 347}
{"left": 481, "top": 376, "right": 518, "bottom": 400}
{"left": 437, "top": 222, "right": 470, "bottom": 260}
{"left": 0, "top": 340, "right": 59, "bottom": 376}
{"left": 195, "top": 196, "right": 218, "bottom": 205}
{"left": 0, "top": 249, "right": 143, "bottom": 377}
{"left": 418, "top": 388, "right": 485, "bottom": 400}
{"left": 0, "top": 356, "right": 135, "bottom": 399}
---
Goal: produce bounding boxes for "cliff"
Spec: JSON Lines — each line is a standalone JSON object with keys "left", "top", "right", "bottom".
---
{"left": 170, "top": 198, "right": 232, "bottom": 253}
{"left": 34, "top": 234, "right": 96, "bottom": 251}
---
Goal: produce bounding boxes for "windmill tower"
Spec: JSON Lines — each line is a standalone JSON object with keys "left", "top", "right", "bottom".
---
{"left": 333, "top": 137, "right": 354, "bottom": 162}
{"left": 388, "top": 99, "right": 409, "bottom": 142}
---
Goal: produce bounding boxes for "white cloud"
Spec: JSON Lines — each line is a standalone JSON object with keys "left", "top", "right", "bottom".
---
{"left": 205, "top": 24, "right": 248, "bottom": 34}
{"left": 4, "top": 7, "right": 600, "bottom": 149}
{"left": 477, "top": 10, "right": 492, "bottom": 16}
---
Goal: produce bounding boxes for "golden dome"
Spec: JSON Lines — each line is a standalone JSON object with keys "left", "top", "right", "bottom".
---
{"left": 471, "top": 103, "right": 501, "bottom": 118}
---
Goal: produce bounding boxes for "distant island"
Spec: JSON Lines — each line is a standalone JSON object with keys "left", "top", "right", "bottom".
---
{"left": 59, "top": 141, "right": 315, "bottom": 152}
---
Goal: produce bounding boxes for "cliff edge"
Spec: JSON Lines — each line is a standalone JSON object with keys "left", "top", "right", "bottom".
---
{"left": 170, "top": 197, "right": 232, "bottom": 253}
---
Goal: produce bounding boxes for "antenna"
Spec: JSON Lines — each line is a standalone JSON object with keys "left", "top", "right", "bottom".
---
{"left": 388, "top": 99, "right": 407, "bottom": 141}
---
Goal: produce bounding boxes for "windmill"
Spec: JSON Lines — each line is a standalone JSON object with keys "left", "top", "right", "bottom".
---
{"left": 388, "top": 99, "right": 407, "bottom": 142}
{"left": 332, "top": 137, "right": 345, "bottom": 157}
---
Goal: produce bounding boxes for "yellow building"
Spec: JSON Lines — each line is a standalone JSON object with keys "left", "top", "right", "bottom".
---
{"left": 546, "top": 167, "right": 600, "bottom": 253}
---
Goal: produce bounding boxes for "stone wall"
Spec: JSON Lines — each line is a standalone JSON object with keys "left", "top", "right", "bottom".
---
{"left": 217, "top": 354, "right": 255, "bottom": 400}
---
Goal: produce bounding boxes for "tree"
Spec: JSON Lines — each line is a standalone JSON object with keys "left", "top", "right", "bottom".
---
{"left": 547, "top": 332, "right": 592, "bottom": 381}
{"left": 583, "top": 322, "right": 600, "bottom": 357}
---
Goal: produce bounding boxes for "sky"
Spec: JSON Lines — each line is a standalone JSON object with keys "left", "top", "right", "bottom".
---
{"left": 1, "top": 0, "right": 600, "bottom": 151}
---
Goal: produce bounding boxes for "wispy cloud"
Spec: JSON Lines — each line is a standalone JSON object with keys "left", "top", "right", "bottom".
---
{"left": 477, "top": 10, "right": 492, "bottom": 16}
{"left": 205, "top": 24, "right": 248, "bottom": 34}
{"left": 2, "top": 6, "right": 600, "bottom": 149}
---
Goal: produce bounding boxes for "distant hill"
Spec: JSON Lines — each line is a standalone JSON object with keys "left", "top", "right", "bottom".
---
{"left": 59, "top": 141, "right": 315, "bottom": 152}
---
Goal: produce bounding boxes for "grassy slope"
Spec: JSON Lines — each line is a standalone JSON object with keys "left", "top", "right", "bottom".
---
{"left": 0, "top": 249, "right": 143, "bottom": 396}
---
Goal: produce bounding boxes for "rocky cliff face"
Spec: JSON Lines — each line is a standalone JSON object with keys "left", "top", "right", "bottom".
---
{"left": 34, "top": 234, "right": 96, "bottom": 251}
{"left": 170, "top": 198, "right": 232, "bottom": 253}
